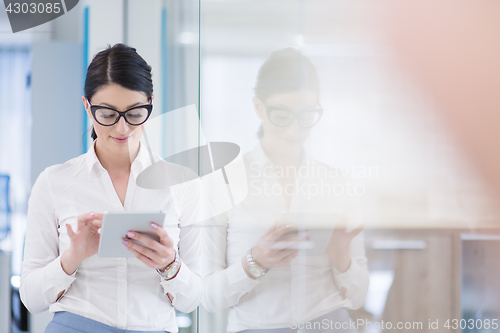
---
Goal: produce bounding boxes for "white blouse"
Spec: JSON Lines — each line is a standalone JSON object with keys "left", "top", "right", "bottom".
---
{"left": 20, "top": 141, "right": 202, "bottom": 333}
{"left": 202, "top": 144, "right": 369, "bottom": 333}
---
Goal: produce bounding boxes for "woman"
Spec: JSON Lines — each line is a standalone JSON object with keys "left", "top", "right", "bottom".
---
{"left": 20, "top": 44, "right": 202, "bottom": 333}
{"left": 202, "top": 48, "right": 369, "bottom": 332}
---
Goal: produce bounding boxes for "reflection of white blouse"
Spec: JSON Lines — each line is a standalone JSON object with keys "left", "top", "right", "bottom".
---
{"left": 20, "top": 142, "right": 202, "bottom": 333}
{"left": 202, "top": 143, "right": 369, "bottom": 333}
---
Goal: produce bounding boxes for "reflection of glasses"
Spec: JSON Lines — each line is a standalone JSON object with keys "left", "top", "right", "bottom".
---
{"left": 88, "top": 99, "right": 153, "bottom": 126}
{"left": 264, "top": 104, "right": 323, "bottom": 128}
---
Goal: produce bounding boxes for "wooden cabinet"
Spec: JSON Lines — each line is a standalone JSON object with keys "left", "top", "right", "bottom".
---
{"left": 350, "top": 229, "right": 461, "bottom": 333}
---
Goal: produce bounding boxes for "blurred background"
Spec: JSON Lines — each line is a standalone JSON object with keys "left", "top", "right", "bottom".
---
{"left": 1, "top": 0, "right": 500, "bottom": 332}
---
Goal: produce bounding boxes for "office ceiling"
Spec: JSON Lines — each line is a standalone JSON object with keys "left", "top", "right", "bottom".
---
{"left": 200, "top": 0, "right": 378, "bottom": 56}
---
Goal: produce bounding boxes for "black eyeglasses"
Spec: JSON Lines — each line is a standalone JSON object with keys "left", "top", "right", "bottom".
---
{"left": 88, "top": 99, "right": 153, "bottom": 126}
{"left": 264, "top": 104, "right": 323, "bottom": 128}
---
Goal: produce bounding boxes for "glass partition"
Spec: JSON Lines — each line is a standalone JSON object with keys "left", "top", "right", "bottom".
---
{"left": 13, "top": 1, "right": 500, "bottom": 332}
{"left": 125, "top": 1, "right": 201, "bottom": 332}
{"left": 197, "top": 1, "right": 500, "bottom": 333}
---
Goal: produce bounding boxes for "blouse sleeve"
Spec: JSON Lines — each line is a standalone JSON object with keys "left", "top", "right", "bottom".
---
{"left": 201, "top": 213, "right": 260, "bottom": 313}
{"left": 159, "top": 222, "right": 203, "bottom": 313}
{"left": 20, "top": 168, "right": 77, "bottom": 314}
{"left": 159, "top": 166, "right": 203, "bottom": 313}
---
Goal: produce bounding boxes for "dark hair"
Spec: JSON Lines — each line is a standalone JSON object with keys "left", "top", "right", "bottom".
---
{"left": 254, "top": 48, "right": 320, "bottom": 139}
{"left": 84, "top": 43, "right": 153, "bottom": 140}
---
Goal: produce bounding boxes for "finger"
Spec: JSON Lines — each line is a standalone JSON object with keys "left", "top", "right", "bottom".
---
{"left": 264, "top": 232, "right": 309, "bottom": 250}
{"left": 90, "top": 213, "right": 103, "bottom": 230}
{"left": 127, "top": 247, "right": 157, "bottom": 268}
{"left": 123, "top": 238, "right": 164, "bottom": 264}
{"left": 266, "top": 238, "right": 300, "bottom": 251}
{"left": 77, "top": 212, "right": 95, "bottom": 224}
{"left": 270, "top": 224, "right": 298, "bottom": 240}
{"left": 91, "top": 212, "right": 103, "bottom": 221}
{"left": 92, "top": 219, "right": 102, "bottom": 228}
{"left": 91, "top": 213, "right": 103, "bottom": 228}
{"left": 275, "top": 250, "right": 298, "bottom": 266}
{"left": 127, "top": 231, "right": 164, "bottom": 252}
{"left": 275, "top": 248, "right": 298, "bottom": 259}
{"left": 77, "top": 212, "right": 92, "bottom": 229}
{"left": 66, "top": 224, "right": 75, "bottom": 238}
{"left": 263, "top": 240, "right": 296, "bottom": 251}
{"left": 279, "top": 230, "right": 309, "bottom": 242}
{"left": 77, "top": 212, "right": 102, "bottom": 229}
{"left": 264, "top": 221, "right": 278, "bottom": 236}
{"left": 150, "top": 223, "right": 173, "bottom": 248}
{"left": 348, "top": 223, "right": 365, "bottom": 238}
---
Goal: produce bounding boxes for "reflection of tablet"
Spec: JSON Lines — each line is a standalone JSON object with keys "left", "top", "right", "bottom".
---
{"left": 277, "top": 212, "right": 340, "bottom": 256}
{"left": 98, "top": 211, "right": 166, "bottom": 258}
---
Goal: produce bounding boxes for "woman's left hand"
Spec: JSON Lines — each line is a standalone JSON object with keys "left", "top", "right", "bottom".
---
{"left": 122, "top": 222, "right": 176, "bottom": 271}
{"left": 325, "top": 217, "right": 364, "bottom": 273}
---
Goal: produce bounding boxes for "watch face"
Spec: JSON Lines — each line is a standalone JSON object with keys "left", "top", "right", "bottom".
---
{"left": 248, "top": 264, "right": 262, "bottom": 278}
{"left": 166, "top": 265, "right": 179, "bottom": 279}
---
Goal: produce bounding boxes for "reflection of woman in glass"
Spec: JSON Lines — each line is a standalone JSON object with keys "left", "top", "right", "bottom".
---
{"left": 20, "top": 44, "right": 201, "bottom": 333}
{"left": 203, "top": 48, "right": 369, "bottom": 332}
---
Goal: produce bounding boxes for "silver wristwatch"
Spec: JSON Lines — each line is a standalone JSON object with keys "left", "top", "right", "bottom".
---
{"left": 246, "top": 248, "right": 268, "bottom": 278}
{"left": 157, "top": 251, "right": 181, "bottom": 281}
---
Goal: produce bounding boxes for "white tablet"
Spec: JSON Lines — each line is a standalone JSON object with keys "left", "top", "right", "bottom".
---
{"left": 98, "top": 211, "right": 166, "bottom": 258}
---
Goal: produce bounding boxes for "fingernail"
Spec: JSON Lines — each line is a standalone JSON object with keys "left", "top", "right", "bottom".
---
{"left": 287, "top": 224, "right": 292, "bottom": 228}
{"left": 127, "top": 231, "right": 135, "bottom": 238}
{"left": 123, "top": 245, "right": 130, "bottom": 249}
{"left": 150, "top": 222, "right": 157, "bottom": 229}
{"left": 89, "top": 212, "right": 94, "bottom": 217}
{"left": 122, "top": 240, "right": 128, "bottom": 244}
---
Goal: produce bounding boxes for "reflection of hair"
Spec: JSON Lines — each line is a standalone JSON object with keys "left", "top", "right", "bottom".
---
{"left": 84, "top": 44, "right": 153, "bottom": 140}
{"left": 254, "top": 48, "right": 320, "bottom": 138}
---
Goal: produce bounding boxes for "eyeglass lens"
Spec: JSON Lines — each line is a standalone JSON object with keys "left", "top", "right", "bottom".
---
{"left": 269, "top": 109, "right": 321, "bottom": 128}
{"left": 95, "top": 108, "right": 149, "bottom": 126}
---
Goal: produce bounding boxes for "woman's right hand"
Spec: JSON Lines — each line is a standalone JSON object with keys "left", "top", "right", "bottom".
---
{"left": 246, "top": 221, "right": 302, "bottom": 271}
{"left": 61, "top": 212, "right": 103, "bottom": 275}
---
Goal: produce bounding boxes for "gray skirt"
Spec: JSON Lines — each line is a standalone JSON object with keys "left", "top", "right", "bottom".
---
{"left": 44, "top": 311, "right": 169, "bottom": 333}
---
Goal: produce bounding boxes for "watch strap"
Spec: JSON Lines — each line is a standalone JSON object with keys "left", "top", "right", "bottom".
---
{"left": 156, "top": 250, "right": 181, "bottom": 281}
{"left": 246, "top": 248, "right": 268, "bottom": 278}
